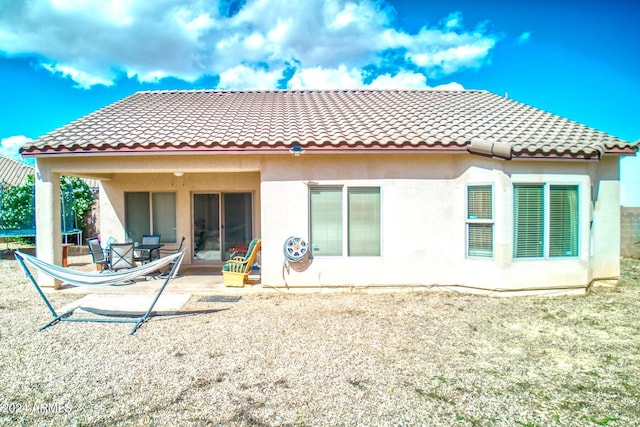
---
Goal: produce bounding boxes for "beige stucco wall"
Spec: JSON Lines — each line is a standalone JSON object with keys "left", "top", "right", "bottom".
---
{"left": 34, "top": 152, "right": 621, "bottom": 292}
{"left": 260, "top": 153, "right": 621, "bottom": 293}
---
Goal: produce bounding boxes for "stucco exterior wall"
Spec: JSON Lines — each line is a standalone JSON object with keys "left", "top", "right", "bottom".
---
{"left": 34, "top": 152, "right": 621, "bottom": 292}
{"left": 260, "top": 153, "right": 620, "bottom": 293}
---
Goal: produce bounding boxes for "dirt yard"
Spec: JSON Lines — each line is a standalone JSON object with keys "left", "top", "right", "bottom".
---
{"left": 0, "top": 252, "right": 639, "bottom": 426}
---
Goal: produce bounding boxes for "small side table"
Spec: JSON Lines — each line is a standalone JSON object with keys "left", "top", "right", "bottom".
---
{"left": 228, "top": 243, "right": 249, "bottom": 258}
{"left": 62, "top": 243, "right": 74, "bottom": 267}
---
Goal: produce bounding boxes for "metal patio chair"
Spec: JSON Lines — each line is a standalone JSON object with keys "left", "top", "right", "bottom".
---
{"left": 134, "top": 234, "right": 161, "bottom": 263}
{"left": 109, "top": 243, "right": 136, "bottom": 271}
{"left": 86, "top": 237, "right": 108, "bottom": 271}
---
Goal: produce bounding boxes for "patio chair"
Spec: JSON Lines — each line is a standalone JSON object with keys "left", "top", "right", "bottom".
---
{"left": 158, "top": 236, "right": 186, "bottom": 279}
{"left": 109, "top": 243, "right": 136, "bottom": 271}
{"left": 86, "top": 237, "right": 107, "bottom": 271}
{"left": 222, "top": 238, "right": 261, "bottom": 287}
{"left": 134, "top": 234, "right": 161, "bottom": 263}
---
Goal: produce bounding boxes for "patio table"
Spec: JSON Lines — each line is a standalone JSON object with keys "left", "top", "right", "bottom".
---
{"left": 134, "top": 243, "right": 164, "bottom": 263}
{"left": 228, "top": 243, "right": 249, "bottom": 256}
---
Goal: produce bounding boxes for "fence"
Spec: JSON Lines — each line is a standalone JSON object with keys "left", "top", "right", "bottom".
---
{"left": 621, "top": 207, "right": 640, "bottom": 258}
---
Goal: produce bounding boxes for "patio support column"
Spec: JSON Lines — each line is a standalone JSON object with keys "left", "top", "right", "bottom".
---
{"left": 35, "top": 161, "right": 62, "bottom": 289}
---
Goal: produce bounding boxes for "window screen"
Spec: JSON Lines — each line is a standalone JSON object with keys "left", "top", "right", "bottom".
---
{"left": 125, "top": 192, "right": 150, "bottom": 243}
{"left": 467, "top": 185, "right": 493, "bottom": 257}
{"left": 310, "top": 187, "right": 343, "bottom": 256}
{"left": 152, "top": 192, "right": 177, "bottom": 243}
{"left": 125, "top": 192, "right": 176, "bottom": 244}
{"left": 549, "top": 185, "right": 578, "bottom": 257}
{"left": 348, "top": 187, "right": 381, "bottom": 256}
{"left": 513, "top": 185, "right": 544, "bottom": 258}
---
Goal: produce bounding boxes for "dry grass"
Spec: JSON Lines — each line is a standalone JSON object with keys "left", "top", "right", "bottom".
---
{"left": 0, "top": 253, "right": 639, "bottom": 426}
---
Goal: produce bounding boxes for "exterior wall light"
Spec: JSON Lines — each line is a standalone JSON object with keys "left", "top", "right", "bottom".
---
{"left": 290, "top": 146, "right": 304, "bottom": 157}
{"left": 173, "top": 172, "right": 184, "bottom": 177}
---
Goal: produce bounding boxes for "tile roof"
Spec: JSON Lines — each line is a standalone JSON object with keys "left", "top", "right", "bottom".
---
{"left": 21, "top": 90, "right": 637, "bottom": 159}
{"left": 0, "top": 156, "right": 33, "bottom": 186}
{"left": 0, "top": 156, "right": 99, "bottom": 189}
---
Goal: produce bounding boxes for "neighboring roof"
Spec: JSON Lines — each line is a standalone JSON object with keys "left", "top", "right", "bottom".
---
{"left": 0, "top": 155, "right": 33, "bottom": 186}
{"left": 0, "top": 156, "right": 99, "bottom": 189}
{"left": 21, "top": 89, "right": 638, "bottom": 159}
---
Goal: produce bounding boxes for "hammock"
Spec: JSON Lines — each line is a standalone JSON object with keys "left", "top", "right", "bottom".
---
{"left": 16, "top": 250, "right": 183, "bottom": 286}
{"left": 14, "top": 249, "right": 186, "bottom": 335}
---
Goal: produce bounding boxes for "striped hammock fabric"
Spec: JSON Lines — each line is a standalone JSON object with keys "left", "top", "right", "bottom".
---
{"left": 14, "top": 250, "right": 185, "bottom": 287}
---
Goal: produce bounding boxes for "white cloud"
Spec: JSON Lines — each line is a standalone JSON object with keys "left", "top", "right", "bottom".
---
{"left": 0, "top": 135, "right": 33, "bottom": 164}
{"left": 517, "top": 31, "right": 532, "bottom": 44}
{"left": 43, "top": 63, "right": 114, "bottom": 89}
{"left": 289, "top": 66, "right": 464, "bottom": 91}
{"left": 368, "top": 71, "right": 427, "bottom": 89}
{"left": 429, "top": 81, "right": 465, "bottom": 91}
{"left": 443, "top": 11, "right": 463, "bottom": 30}
{"left": 288, "top": 65, "right": 365, "bottom": 89}
{"left": 0, "top": 0, "right": 501, "bottom": 89}
{"left": 218, "top": 64, "right": 284, "bottom": 89}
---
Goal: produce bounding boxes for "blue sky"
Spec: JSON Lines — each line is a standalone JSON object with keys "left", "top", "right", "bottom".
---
{"left": 1, "top": 0, "right": 638, "bottom": 204}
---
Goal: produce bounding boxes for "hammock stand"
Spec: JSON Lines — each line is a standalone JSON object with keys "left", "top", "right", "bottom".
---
{"left": 14, "top": 249, "right": 186, "bottom": 335}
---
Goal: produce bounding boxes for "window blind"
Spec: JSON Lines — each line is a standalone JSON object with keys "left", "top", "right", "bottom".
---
{"left": 310, "top": 187, "right": 343, "bottom": 256}
{"left": 513, "top": 185, "right": 544, "bottom": 258}
{"left": 467, "top": 185, "right": 493, "bottom": 257}
{"left": 468, "top": 223, "right": 493, "bottom": 257}
{"left": 152, "top": 192, "right": 177, "bottom": 243}
{"left": 467, "top": 185, "right": 492, "bottom": 220}
{"left": 549, "top": 185, "right": 578, "bottom": 257}
{"left": 125, "top": 192, "right": 150, "bottom": 243}
{"left": 348, "top": 187, "right": 381, "bottom": 256}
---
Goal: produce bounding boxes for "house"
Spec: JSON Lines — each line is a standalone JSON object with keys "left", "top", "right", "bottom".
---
{"left": 0, "top": 155, "right": 33, "bottom": 186}
{"left": 21, "top": 89, "right": 638, "bottom": 294}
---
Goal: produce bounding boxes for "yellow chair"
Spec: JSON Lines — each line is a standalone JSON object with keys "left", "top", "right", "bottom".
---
{"left": 222, "top": 239, "right": 261, "bottom": 287}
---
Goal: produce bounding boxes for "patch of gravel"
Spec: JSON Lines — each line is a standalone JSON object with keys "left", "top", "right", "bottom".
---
{"left": 1, "top": 254, "right": 639, "bottom": 426}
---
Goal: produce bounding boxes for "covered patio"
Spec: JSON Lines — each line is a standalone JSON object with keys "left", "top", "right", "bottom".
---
{"left": 32, "top": 155, "right": 262, "bottom": 288}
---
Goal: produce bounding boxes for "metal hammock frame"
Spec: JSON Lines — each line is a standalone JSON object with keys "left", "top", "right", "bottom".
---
{"left": 14, "top": 249, "right": 186, "bottom": 335}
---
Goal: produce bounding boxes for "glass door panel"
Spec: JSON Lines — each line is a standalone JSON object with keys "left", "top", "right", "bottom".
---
{"left": 222, "top": 193, "right": 253, "bottom": 260}
{"left": 193, "top": 194, "right": 221, "bottom": 262}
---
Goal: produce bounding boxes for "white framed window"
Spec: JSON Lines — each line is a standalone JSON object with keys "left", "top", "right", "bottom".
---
{"left": 309, "top": 186, "right": 381, "bottom": 257}
{"left": 125, "top": 192, "right": 177, "bottom": 244}
{"left": 513, "top": 184, "right": 579, "bottom": 258}
{"left": 466, "top": 185, "right": 494, "bottom": 257}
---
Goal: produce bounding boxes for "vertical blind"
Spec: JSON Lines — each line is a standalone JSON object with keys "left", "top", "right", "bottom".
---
{"left": 513, "top": 185, "right": 544, "bottom": 258}
{"left": 310, "top": 187, "right": 343, "bottom": 256}
{"left": 348, "top": 187, "right": 381, "bottom": 256}
{"left": 549, "top": 185, "right": 578, "bottom": 257}
{"left": 125, "top": 192, "right": 150, "bottom": 243}
{"left": 126, "top": 192, "right": 177, "bottom": 243}
{"left": 467, "top": 185, "right": 493, "bottom": 257}
{"left": 152, "top": 192, "right": 177, "bottom": 243}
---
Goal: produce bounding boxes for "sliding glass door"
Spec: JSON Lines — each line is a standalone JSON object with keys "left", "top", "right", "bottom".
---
{"left": 193, "top": 192, "right": 252, "bottom": 262}
{"left": 193, "top": 194, "right": 220, "bottom": 261}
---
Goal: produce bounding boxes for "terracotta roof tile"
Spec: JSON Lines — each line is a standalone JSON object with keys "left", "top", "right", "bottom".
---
{"left": 0, "top": 156, "right": 100, "bottom": 189}
{"left": 21, "top": 90, "right": 638, "bottom": 159}
{"left": 0, "top": 156, "right": 33, "bottom": 186}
